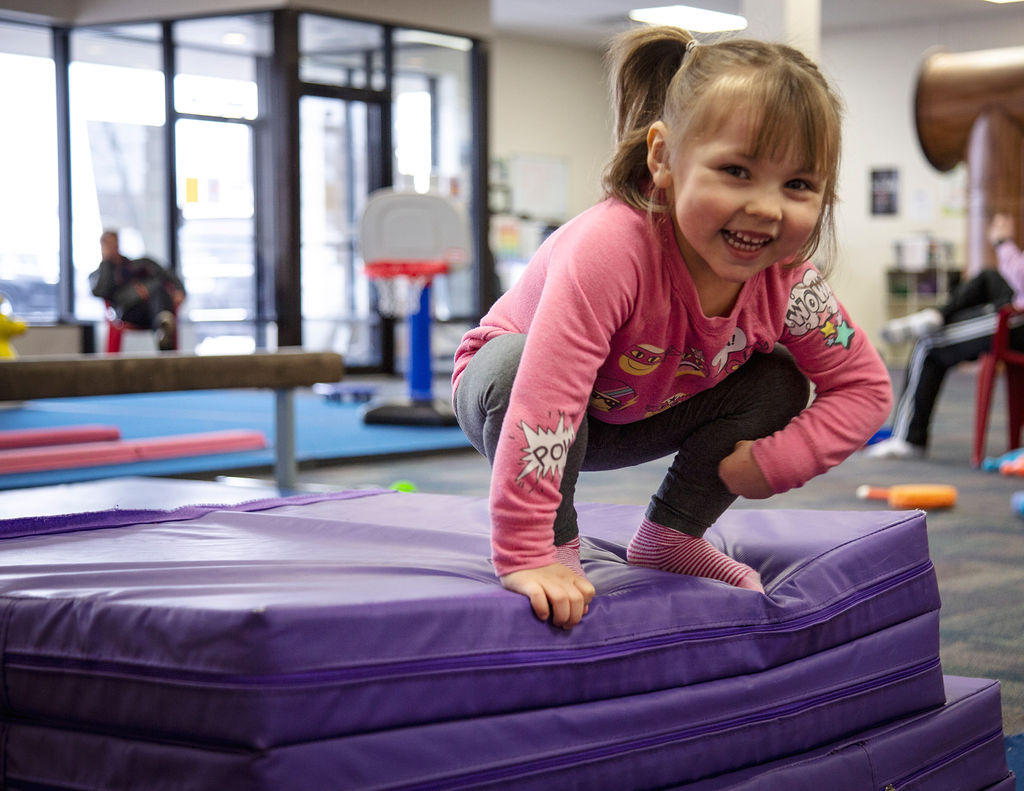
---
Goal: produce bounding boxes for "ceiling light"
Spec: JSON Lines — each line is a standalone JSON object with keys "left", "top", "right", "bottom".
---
{"left": 398, "top": 31, "right": 472, "bottom": 51}
{"left": 629, "top": 5, "right": 748, "bottom": 32}
{"left": 983, "top": 0, "right": 1024, "bottom": 3}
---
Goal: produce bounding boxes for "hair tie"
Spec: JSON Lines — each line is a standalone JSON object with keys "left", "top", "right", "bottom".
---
{"left": 685, "top": 39, "right": 699, "bottom": 55}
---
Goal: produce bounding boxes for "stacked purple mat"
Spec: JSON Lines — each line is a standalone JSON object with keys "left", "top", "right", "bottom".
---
{"left": 0, "top": 489, "right": 1013, "bottom": 789}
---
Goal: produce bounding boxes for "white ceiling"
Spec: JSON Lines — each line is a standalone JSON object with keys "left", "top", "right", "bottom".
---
{"left": 490, "top": 0, "right": 1024, "bottom": 48}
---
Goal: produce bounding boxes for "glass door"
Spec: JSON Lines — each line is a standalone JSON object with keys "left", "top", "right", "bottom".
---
{"left": 299, "top": 95, "right": 376, "bottom": 365}
{"left": 68, "top": 24, "right": 168, "bottom": 325}
{"left": 0, "top": 22, "right": 59, "bottom": 323}
{"left": 173, "top": 13, "right": 268, "bottom": 354}
{"left": 175, "top": 117, "right": 257, "bottom": 354}
{"left": 392, "top": 29, "right": 475, "bottom": 322}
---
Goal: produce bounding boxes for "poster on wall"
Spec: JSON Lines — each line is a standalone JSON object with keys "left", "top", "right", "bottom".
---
{"left": 870, "top": 168, "right": 899, "bottom": 216}
{"left": 940, "top": 163, "right": 967, "bottom": 218}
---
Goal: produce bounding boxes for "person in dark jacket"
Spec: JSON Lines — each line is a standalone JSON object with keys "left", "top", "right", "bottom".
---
{"left": 89, "top": 230, "right": 185, "bottom": 351}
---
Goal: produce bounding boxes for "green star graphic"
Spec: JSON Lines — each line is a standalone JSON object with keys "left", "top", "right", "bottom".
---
{"left": 831, "top": 320, "right": 855, "bottom": 348}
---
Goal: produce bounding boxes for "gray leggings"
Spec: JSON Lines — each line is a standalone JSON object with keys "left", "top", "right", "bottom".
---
{"left": 453, "top": 333, "right": 810, "bottom": 546}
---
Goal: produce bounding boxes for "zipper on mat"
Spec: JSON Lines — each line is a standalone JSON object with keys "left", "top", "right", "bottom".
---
{"left": 3, "top": 561, "right": 936, "bottom": 687}
{"left": 881, "top": 727, "right": 1005, "bottom": 790}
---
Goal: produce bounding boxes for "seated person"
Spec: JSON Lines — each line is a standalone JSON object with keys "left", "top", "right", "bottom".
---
{"left": 89, "top": 230, "right": 185, "bottom": 351}
{"left": 868, "top": 213, "right": 1024, "bottom": 459}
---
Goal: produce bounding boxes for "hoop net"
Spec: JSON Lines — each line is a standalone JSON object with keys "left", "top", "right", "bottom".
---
{"left": 366, "top": 260, "right": 449, "bottom": 318}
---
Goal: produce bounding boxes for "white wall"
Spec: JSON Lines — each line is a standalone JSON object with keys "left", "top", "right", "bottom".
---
{"left": 490, "top": 11, "right": 1024, "bottom": 340}
{"left": 823, "top": 13, "right": 1024, "bottom": 338}
{"left": 490, "top": 35, "right": 612, "bottom": 220}
{"left": 1, "top": 0, "right": 492, "bottom": 39}
{"left": 0, "top": 0, "right": 71, "bottom": 23}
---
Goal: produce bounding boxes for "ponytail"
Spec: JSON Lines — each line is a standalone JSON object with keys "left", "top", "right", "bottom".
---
{"left": 601, "top": 26, "right": 694, "bottom": 211}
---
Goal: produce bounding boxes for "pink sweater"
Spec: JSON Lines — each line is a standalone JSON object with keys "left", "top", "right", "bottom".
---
{"left": 453, "top": 200, "right": 892, "bottom": 576}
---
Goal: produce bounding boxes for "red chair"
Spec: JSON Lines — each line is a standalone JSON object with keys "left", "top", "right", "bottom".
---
{"left": 104, "top": 302, "right": 178, "bottom": 353}
{"left": 972, "top": 305, "right": 1024, "bottom": 466}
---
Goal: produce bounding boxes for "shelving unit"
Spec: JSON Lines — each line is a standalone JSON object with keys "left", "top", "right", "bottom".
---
{"left": 883, "top": 266, "right": 962, "bottom": 363}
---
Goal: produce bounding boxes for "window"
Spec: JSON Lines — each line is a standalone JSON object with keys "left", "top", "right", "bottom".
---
{"left": 0, "top": 22, "right": 58, "bottom": 322}
{"left": 69, "top": 24, "right": 166, "bottom": 322}
{"left": 297, "top": 14, "right": 388, "bottom": 365}
{"left": 175, "top": 119, "right": 255, "bottom": 325}
{"left": 174, "top": 14, "right": 270, "bottom": 354}
{"left": 299, "top": 95, "right": 375, "bottom": 363}
{"left": 393, "top": 29, "right": 475, "bottom": 320}
{"left": 174, "top": 14, "right": 268, "bottom": 120}
{"left": 4, "top": 10, "right": 486, "bottom": 363}
{"left": 299, "top": 15, "right": 385, "bottom": 90}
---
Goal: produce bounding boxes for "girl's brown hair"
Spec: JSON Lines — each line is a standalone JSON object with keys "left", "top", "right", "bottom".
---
{"left": 601, "top": 26, "right": 844, "bottom": 268}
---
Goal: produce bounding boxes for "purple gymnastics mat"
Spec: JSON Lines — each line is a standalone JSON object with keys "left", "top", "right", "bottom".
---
{"left": 681, "top": 675, "right": 1014, "bottom": 790}
{"left": 0, "top": 677, "right": 1005, "bottom": 791}
{"left": 0, "top": 490, "right": 946, "bottom": 788}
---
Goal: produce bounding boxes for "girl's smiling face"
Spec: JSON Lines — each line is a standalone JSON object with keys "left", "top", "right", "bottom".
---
{"left": 647, "top": 108, "right": 825, "bottom": 316}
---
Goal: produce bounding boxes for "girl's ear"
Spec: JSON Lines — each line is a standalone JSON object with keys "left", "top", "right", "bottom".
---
{"left": 647, "top": 122, "right": 673, "bottom": 189}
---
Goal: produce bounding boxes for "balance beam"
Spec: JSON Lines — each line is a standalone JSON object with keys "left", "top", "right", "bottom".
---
{"left": 0, "top": 349, "right": 344, "bottom": 489}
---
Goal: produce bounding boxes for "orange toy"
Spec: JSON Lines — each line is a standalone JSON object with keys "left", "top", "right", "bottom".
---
{"left": 856, "top": 484, "right": 958, "bottom": 510}
{"left": 1000, "top": 456, "right": 1024, "bottom": 477}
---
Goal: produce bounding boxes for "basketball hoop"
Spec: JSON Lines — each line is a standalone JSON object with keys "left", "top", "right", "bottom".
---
{"left": 358, "top": 190, "right": 469, "bottom": 426}
{"left": 366, "top": 259, "right": 449, "bottom": 318}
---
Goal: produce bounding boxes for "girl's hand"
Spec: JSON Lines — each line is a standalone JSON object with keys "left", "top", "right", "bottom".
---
{"left": 500, "top": 564, "right": 595, "bottom": 629}
{"left": 719, "top": 440, "right": 773, "bottom": 499}
{"left": 988, "top": 213, "right": 1014, "bottom": 245}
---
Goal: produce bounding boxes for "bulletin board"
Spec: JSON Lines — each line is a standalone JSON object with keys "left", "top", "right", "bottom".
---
{"left": 508, "top": 153, "right": 570, "bottom": 222}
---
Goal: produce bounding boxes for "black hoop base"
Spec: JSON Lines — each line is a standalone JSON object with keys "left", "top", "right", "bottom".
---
{"left": 362, "top": 397, "right": 457, "bottom": 427}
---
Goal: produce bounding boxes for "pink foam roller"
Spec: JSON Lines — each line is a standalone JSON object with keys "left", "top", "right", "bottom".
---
{"left": 0, "top": 430, "right": 267, "bottom": 474}
{"left": 129, "top": 431, "right": 268, "bottom": 461}
{"left": 0, "top": 425, "right": 121, "bottom": 450}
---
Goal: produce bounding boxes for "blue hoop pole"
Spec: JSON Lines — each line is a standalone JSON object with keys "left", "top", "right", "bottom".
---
{"left": 408, "top": 283, "right": 433, "bottom": 402}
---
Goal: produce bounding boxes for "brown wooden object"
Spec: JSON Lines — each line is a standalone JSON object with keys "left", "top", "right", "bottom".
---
{"left": 915, "top": 46, "right": 1024, "bottom": 272}
{"left": 0, "top": 349, "right": 344, "bottom": 489}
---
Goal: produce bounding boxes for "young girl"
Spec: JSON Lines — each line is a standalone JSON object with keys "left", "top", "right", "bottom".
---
{"left": 452, "top": 26, "right": 892, "bottom": 629}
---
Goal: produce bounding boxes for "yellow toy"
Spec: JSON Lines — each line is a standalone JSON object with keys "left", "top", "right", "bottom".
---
{"left": 0, "top": 293, "right": 27, "bottom": 358}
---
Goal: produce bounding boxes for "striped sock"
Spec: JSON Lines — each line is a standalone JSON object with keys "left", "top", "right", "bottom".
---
{"left": 627, "top": 518, "right": 763, "bottom": 592}
{"left": 555, "top": 536, "right": 585, "bottom": 577}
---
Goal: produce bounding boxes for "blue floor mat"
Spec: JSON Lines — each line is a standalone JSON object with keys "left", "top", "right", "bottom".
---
{"left": 0, "top": 390, "right": 470, "bottom": 489}
{"left": 1006, "top": 733, "right": 1023, "bottom": 789}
